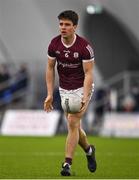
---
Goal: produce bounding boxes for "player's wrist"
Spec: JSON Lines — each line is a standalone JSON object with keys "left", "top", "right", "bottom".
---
{"left": 47, "top": 94, "right": 53, "bottom": 98}
{"left": 45, "top": 95, "right": 53, "bottom": 102}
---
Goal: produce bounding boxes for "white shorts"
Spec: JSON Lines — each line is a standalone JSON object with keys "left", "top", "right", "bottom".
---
{"left": 59, "top": 84, "right": 94, "bottom": 101}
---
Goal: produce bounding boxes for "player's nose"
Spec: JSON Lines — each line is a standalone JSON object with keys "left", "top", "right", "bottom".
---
{"left": 61, "top": 24, "right": 66, "bottom": 29}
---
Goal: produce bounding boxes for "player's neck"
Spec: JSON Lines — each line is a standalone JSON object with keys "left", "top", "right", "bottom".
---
{"left": 62, "top": 34, "right": 76, "bottom": 47}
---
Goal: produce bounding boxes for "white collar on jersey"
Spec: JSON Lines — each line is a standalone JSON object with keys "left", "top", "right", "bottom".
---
{"left": 61, "top": 34, "right": 77, "bottom": 48}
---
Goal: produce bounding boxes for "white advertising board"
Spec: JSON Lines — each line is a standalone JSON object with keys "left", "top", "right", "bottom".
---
{"left": 1, "top": 110, "right": 60, "bottom": 136}
{"left": 101, "top": 113, "right": 139, "bottom": 137}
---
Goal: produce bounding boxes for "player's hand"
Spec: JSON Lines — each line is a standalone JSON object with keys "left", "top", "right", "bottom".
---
{"left": 44, "top": 96, "right": 53, "bottom": 112}
{"left": 80, "top": 98, "right": 87, "bottom": 112}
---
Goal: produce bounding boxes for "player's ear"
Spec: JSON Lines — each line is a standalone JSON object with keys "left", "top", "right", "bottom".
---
{"left": 73, "top": 25, "right": 77, "bottom": 31}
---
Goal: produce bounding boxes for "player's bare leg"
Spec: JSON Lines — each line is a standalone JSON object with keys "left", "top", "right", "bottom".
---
{"left": 78, "top": 100, "right": 91, "bottom": 151}
{"left": 64, "top": 108, "right": 88, "bottom": 161}
{"left": 65, "top": 114, "right": 80, "bottom": 158}
{"left": 76, "top": 100, "right": 97, "bottom": 174}
{"left": 78, "top": 127, "right": 89, "bottom": 150}
{"left": 78, "top": 126, "right": 97, "bottom": 172}
{"left": 61, "top": 114, "right": 80, "bottom": 176}
{"left": 74, "top": 100, "right": 97, "bottom": 173}
{"left": 62, "top": 102, "right": 88, "bottom": 164}
{"left": 61, "top": 95, "right": 96, "bottom": 176}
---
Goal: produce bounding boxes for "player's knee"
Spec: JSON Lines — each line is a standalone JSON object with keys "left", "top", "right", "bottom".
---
{"left": 67, "top": 115, "right": 80, "bottom": 129}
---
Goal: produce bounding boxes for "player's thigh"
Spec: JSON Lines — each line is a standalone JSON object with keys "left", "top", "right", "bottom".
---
{"left": 71, "top": 98, "right": 90, "bottom": 119}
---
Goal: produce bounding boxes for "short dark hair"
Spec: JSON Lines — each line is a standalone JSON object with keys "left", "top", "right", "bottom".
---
{"left": 58, "top": 10, "right": 79, "bottom": 25}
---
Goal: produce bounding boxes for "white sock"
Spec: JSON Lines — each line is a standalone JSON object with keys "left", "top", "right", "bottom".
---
{"left": 86, "top": 146, "right": 92, "bottom": 156}
{"left": 63, "top": 162, "right": 71, "bottom": 168}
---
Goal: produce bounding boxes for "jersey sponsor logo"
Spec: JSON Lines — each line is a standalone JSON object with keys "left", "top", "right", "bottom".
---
{"left": 74, "top": 52, "right": 79, "bottom": 58}
{"left": 58, "top": 61, "right": 80, "bottom": 68}
{"left": 63, "top": 50, "right": 70, "bottom": 53}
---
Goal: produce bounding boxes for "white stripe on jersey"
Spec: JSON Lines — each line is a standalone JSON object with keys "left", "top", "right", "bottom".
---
{"left": 86, "top": 44, "right": 94, "bottom": 58}
{"left": 83, "top": 58, "right": 94, "bottom": 62}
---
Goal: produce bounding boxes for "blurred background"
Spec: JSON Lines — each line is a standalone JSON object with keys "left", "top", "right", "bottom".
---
{"left": 0, "top": 0, "right": 139, "bottom": 137}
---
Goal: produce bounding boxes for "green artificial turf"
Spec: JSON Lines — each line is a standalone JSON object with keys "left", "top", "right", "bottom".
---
{"left": 0, "top": 135, "right": 139, "bottom": 179}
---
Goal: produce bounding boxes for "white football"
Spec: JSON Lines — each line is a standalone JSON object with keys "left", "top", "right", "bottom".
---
{"left": 61, "top": 94, "right": 82, "bottom": 114}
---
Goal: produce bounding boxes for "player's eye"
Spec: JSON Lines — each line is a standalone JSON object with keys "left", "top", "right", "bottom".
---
{"left": 59, "top": 23, "right": 63, "bottom": 26}
{"left": 65, "top": 23, "right": 71, "bottom": 26}
{"left": 59, "top": 22, "right": 72, "bottom": 27}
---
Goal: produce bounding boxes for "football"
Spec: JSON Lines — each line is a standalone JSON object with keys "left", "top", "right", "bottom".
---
{"left": 61, "top": 93, "right": 82, "bottom": 114}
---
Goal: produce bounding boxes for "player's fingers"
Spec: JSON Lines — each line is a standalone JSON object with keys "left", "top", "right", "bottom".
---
{"left": 80, "top": 106, "right": 85, "bottom": 112}
{"left": 80, "top": 99, "right": 88, "bottom": 113}
{"left": 44, "top": 101, "right": 48, "bottom": 111}
{"left": 44, "top": 103, "right": 53, "bottom": 112}
{"left": 50, "top": 105, "right": 53, "bottom": 110}
{"left": 47, "top": 105, "right": 53, "bottom": 112}
{"left": 48, "top": 105, "right": 53, "bottom": 112}
{"left": 45, "top": 106, "right": 51, "bottom": 112}
{"left": 44, "top": 102, "right": 49, "bottom": 111}
{"left": 80, "top": 101, "right": 85, "bottom": 111}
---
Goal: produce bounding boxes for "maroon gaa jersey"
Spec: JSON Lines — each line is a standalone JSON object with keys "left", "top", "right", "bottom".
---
{"left": 47, "top": 34, "right": 94, "bottom": 90}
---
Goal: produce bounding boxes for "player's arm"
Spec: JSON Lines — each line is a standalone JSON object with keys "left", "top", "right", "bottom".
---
{"left": 44, "top": 58, "right": 56, "bottom": 112}
{"left": 82, "top": 60, "right": 94, "bottom": 104}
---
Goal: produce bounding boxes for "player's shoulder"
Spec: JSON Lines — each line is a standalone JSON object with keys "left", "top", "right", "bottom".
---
{"left": 76, "top": 34, "right": 95, "bottom": 59}
{"left": 50, "top": 35, "right": 61, "bottom": 44}
{"left": 48, "top": 35, "right": 61, "bottom": 50}
{"left": 76, "top": 34, "right": 92, "bottom": 47}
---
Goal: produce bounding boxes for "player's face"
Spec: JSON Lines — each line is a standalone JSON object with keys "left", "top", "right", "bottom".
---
{"left": 59, "top": 19, "right": 77, "bottom": 38}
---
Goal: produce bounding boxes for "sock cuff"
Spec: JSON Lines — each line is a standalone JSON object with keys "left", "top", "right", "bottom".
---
{"left": 85, "top": 145, "right": 91, "bottom": 153}
{"left": 65, "top": 157, "right": 72, "bottom": 165}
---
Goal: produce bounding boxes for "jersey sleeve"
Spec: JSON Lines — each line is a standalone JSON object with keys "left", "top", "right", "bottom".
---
{"left": 47, "top": 41, "right": 56, "bottom": 60}
{"left": 82, "top": 44, "right": 95, "bottom": 62}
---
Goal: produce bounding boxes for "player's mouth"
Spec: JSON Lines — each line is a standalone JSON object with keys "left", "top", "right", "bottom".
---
{"left": 61, "top": 31, "right": 67, "bottom": 35}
